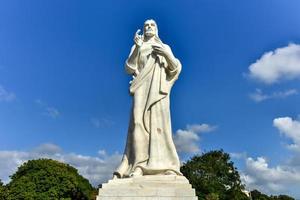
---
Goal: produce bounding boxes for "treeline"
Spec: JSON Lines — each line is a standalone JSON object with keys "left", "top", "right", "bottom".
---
{"left": 250, "top": 190, "right": 295, "bottom": 200}
{"left": 0, "top": 150, "right": 295, "bottom": 200}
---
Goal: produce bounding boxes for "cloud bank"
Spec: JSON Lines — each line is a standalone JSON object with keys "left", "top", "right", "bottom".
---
{"left": 0, "top": 143, "right": 122, "bottom": 186}
{"left": 241, "top": 156, "right": 300, "bottom": 197}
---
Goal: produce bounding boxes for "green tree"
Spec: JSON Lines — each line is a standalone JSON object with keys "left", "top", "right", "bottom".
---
{"left": 0, "top": 179, "right": 8, "bottom": 200}
{"left": 251, "top": 189, "right": 295, "bottom": 200}
{"left": 251, "top": 189, "right": 270, "bottom": 200}
{"left": 206, "top": 193, "right": 219, "bottom": 200}
{"left": 180, "top": 150, "right": 249, "bottom": 200}
{"left": 7, "top": 159, "right": 95, "bottom": 200}
{"left": 271, "top": 195, "right": 295, "bottom": 200}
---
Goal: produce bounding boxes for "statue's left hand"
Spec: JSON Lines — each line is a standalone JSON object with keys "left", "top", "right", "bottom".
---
{"left": 152, "top": 44, "right": 169, "bottom": 58}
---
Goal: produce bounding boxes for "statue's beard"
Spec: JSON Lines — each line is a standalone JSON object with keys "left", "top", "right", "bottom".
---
{"left": 145, "top": 30, "right": 155, "bottom": 37}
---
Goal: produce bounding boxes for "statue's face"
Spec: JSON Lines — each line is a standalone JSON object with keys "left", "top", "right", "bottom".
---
{"left": 144, "top": 20, "right": 157, "bottom": 38}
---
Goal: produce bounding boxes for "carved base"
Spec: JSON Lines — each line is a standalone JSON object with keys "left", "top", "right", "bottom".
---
{"left": 96, "top": 175, "right": 198, "bottom": 200}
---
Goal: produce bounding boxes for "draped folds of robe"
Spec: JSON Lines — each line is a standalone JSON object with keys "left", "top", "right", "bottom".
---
{"left": 114, "top": 41, "right": 182, "bottom": 178}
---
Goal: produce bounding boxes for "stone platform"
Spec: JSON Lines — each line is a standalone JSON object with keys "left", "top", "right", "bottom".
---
{"left": 96, "top": 175, "right": 198, "bottom": 200}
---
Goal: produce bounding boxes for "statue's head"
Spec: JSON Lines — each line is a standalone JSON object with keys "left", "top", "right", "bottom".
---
{"left": 143, "top": 19, "right": 158, "bottom": 38}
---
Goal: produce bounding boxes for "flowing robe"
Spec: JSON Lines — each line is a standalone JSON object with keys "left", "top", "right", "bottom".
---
{"left": 114, "top": 41, "right": 182, "bottom": 177}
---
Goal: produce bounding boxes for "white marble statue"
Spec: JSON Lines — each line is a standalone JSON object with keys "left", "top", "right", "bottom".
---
{"left": 113, "top": 19, "right": 182, "bottom": 178}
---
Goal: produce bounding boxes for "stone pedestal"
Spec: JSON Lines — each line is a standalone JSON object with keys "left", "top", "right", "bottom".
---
{"left": 96, "top": 175, "right": 198, "bottom": 200}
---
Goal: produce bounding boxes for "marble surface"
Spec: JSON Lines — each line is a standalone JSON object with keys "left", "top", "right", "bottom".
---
{"left": 96, "top": 175, "right": 198, "bottom": 200}
{"left": 114, "top": 19, "right": 182, "bottom": 178}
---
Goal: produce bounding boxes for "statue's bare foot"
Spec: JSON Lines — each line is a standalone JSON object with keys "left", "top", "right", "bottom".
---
{"left": 112, "top": 173, "right": 121, "bottom": 180}
{"left": 165, "top": 170, "right": 176, "bottom": 175}
{"left": 112, "top": 175, "right": 118, "bottom": 180}
{"left": 129, "top": 167, "right": 143, "bottom": 177}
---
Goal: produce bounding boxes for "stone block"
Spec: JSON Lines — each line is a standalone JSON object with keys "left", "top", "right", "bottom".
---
{"left": 96, "top": 175, "right": 198, "bottom": 200}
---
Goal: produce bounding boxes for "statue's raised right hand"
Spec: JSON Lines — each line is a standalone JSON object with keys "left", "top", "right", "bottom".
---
{"left": 134, "top": 29, "right": 143, "bottom": 47}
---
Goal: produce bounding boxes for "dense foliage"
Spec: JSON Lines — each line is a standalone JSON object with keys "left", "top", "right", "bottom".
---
{"left": 6, "top": 159, "right": 95, "bottom": 200}
{"left": 0, "top": 179, "right": 8, "bottom": 200}
{"left": 180, "top": 150, "right": 249, "bottom": 200}
{"left": 251, "top": 190, "right": 295, "bottom": 200}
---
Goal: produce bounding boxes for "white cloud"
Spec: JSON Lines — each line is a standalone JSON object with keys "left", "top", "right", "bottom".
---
{"left": 241, "top": 157, "right": 300, "bottom": 195}
{"left": 273, "top": 117, "right": 300, "bottom": 152}
{"left": 0, "top": 143, "right": 122, "bottom": 186}
{"left": 98, "top": 149, "right": 107, "bottom": 157}
{"left": 174, "top": 129, "right": 200, "bottom": 153}
{"left": 0, "top": 85, "right": 15, "bottom": 102}
{"left": 45, "top": 107, "right": 60, "bottom": 119}
{"left": 230, "top": 152, "right": 247, "bottom": 160}
{"left": 247, "top": 43, "right": 300, "bottom": 84}
{"left": 35, "top": 99, "right": 60, "bottom": 119}
{"left": 173, "top": 123, "right": 217, "bottom": 154}
{"left": 249, "top": 89, "right": 269, "bottom": 102}
{"left": 32, "top": 143, "right": 62, "bottom": 155}
{"left": 91, "top": 118, "right": 115, "bottom": 128}
{"left": 187, "top": 124, "right": 217, "bottom": 133}
{"left": 249, "top": 88, "right": 298, "bottom": 102}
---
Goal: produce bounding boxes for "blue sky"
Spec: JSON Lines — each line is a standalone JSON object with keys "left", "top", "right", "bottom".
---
{"left": 1, "top": 0, "right": 300, "bottom": 198}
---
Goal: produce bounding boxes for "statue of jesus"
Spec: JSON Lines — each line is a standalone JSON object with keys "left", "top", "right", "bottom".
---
{"left": 113, "top": 19, "right": 182, "bottom": 178}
